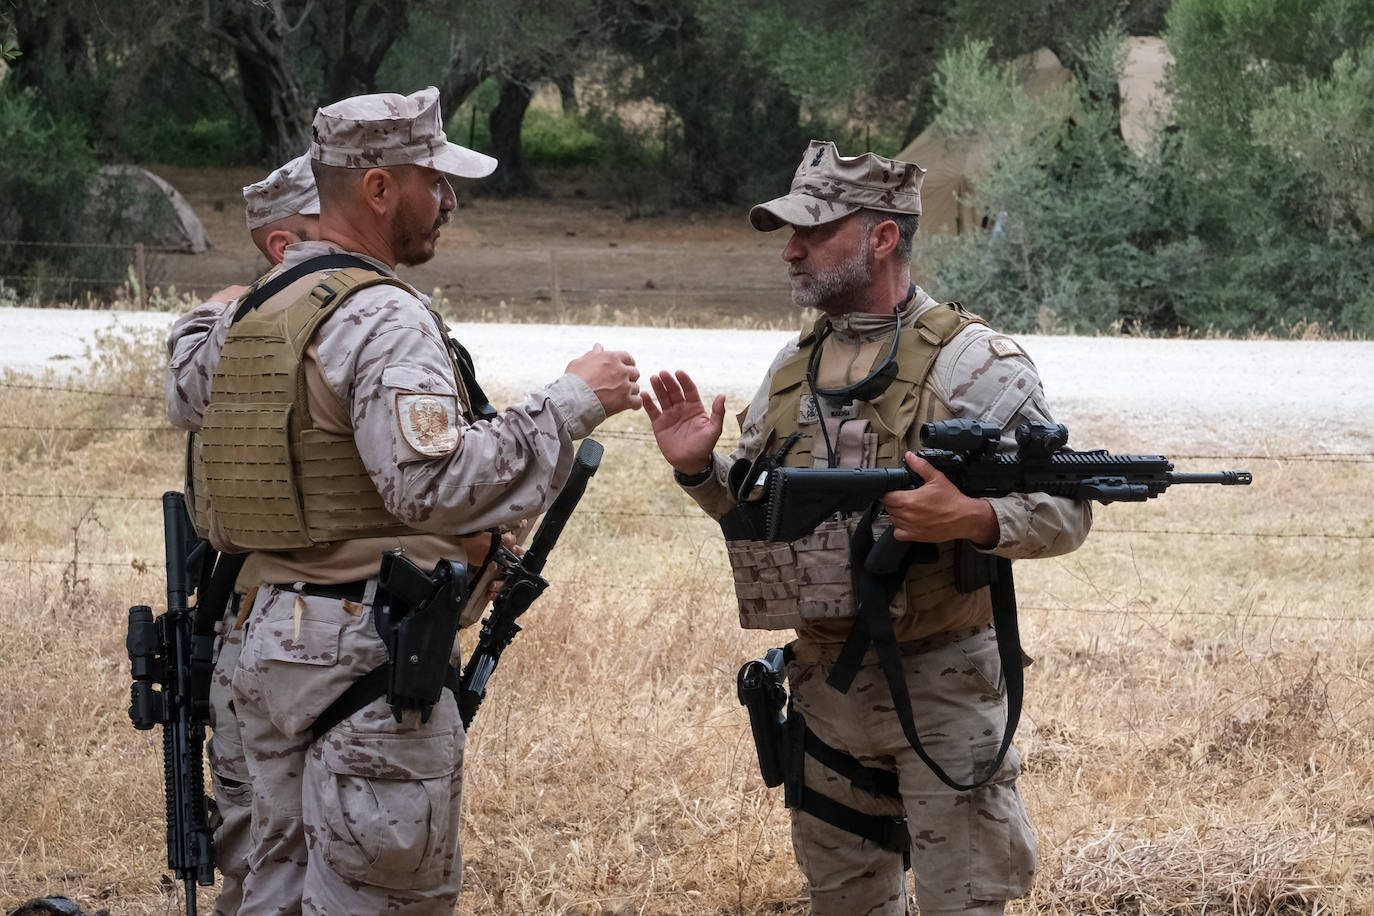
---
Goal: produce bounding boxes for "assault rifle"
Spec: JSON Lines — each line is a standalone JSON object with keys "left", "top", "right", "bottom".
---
{"left": 457, "top": 438, "right": 604, "bottom": 728}
{"left": 743, "top": 419, "right": 1251, "bottom": 545}
{"left": 126, "top": 492, "right": 218, "bottom": 916}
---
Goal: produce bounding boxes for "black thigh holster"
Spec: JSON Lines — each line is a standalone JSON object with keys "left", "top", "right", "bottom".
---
{"left": 311, "top": 551, "right": 468, "bottom": 740}
{"left": 739, "top": 645, "right": 911, "bottom": 863}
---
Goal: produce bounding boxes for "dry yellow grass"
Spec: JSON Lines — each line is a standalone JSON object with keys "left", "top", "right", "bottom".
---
{"left": 1, "top": 327, "right": 1371, "bottom": 915}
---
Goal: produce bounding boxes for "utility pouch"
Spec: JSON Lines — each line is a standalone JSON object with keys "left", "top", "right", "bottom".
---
{"left": 375, "top": 550, "right": 469, "bottom": 723}
{"left": 737, "top": 647, "right": 788, "bottom": 787}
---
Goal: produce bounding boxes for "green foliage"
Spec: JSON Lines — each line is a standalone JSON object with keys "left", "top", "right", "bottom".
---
{"left": 924, "top": 35, "right": 1194, "bottom": 333}
{"left": 922, "top": 10, "right": 1374, "bottom": 337}
{"left": 1253, "top": 40, "right": 1374, "bottom": 239}
{"left": 118, "top": 115, "right": 254, "bottom": 168}
{"left": 520, "top": 109, "right": 612, "bottom": 167}
{"left": 0, "top": 83, "right": 97, "bottom": 265}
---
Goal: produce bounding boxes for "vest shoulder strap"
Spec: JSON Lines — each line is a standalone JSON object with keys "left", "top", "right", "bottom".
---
{"left": 232, "top": 253, "right": 388, "bottom": 324}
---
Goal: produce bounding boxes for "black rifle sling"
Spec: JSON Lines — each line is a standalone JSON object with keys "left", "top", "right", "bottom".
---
{"left": 187, "top": 550, "right": 247, "bottom": 720}
{"left": 310, "top": 664, "right": 460, "bottom": 740}
{"left": 231, "top": 253, "right": 380, "bottom": 324}
{"left": 826, "top": 505, "right": 1023, "bottom": 793}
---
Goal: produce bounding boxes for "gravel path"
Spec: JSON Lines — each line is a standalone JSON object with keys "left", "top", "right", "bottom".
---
{"left": 3, "top": 305, "right": 1371, "bottom": 455}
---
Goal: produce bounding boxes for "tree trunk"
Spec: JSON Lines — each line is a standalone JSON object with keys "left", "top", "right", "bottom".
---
{"left": 485, "top": 78, "right": 539, "bottom": 197}
{"left": 321, "top": 0, "right": 408, "bottom": 103}
{"left": 235, "top": 44, "right": 313, "bottom": 163}
{"left": 213, "top": 4, "right": 313, "bottom": 164}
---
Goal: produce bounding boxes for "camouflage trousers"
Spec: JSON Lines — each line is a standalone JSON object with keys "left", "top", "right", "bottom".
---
{"left": 785, "top": 626, "right": 1035, "bottom": 916}
{"left": 208, "top": 600, "right": 251, "bottom": 916}
{"left": 231, "top": 583, "right": 466, "bottom": 916}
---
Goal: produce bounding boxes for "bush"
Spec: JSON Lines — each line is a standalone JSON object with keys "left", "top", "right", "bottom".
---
{"left": 0, "top": 84, "right": 101, "bottom": 299}
{"left": 920, "top": 30, "right": 1374, "bottom": 337}
{"left": 118, "top": 114, "right": 254, "bottom": 167}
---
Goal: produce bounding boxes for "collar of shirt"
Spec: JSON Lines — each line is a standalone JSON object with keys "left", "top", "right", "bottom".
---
{"left": 825, "top": 284, "right": 938, "bottom": 344}
{"left": 279, "top": 240, "right": 397, "bottom": 279}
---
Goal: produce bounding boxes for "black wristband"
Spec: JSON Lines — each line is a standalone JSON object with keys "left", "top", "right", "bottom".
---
{"left": 673, "top": 461, "right": 714, "bottom": 487}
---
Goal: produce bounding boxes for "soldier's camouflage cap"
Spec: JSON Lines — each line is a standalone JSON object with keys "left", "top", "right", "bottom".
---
{"left": 242, "top": 153, "right": 320, "bottom": 230}
{"left": 749, "top": 139, "right": 926, "bottom": 231}
{"left": 311, "top": 86, "right": 497, "bottom": 179}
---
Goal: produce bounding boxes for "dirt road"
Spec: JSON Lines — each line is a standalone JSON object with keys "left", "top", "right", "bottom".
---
{"left": 3, "top": 304, "right": 1371, "bottom": 456}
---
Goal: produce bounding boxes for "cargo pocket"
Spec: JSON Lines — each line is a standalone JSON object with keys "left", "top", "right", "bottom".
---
{"left": 312, "top": 727, "right": 460, "bottom": 890}
{"left": 966, "top": 742, "right": 1035, "bottom": 901}
{"left": 728, "top": 540, "right": 800, "bottom": 629}
{"left": 252, "top": 613, "right": 346, "bottom": 735}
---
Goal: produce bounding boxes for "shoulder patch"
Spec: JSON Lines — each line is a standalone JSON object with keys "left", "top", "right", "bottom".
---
{"left": 987, "top": 336, "right": 1025, "bottom": 359}
{"left": 397, "top": 392, "right": 461, "bottom": 457}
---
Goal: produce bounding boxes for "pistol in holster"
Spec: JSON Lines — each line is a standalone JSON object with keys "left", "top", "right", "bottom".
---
{"left": 737, "top": 646, "right": 789, "bottom": 788}
{"left": 374, "top": 550, "right": 469, "bottom": 723}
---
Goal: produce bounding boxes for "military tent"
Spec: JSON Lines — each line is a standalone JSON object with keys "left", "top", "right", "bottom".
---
{"left": 87, "top": 165, "right": 211, "bottom": 253}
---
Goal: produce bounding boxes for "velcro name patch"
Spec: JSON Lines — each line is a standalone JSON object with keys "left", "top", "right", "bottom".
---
{"left": 988, "top": 336, "right": 1025, "bottom": 359}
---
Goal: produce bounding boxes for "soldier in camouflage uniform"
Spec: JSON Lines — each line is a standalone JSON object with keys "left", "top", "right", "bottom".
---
{"left": 164, "top": 151, "right": 322, "bottom": 916}
{"left": 166, "top": 86, "right": 641, "bottom": 916}
{"left": 644, "top": 140, "right": 1092, "bottom": 916}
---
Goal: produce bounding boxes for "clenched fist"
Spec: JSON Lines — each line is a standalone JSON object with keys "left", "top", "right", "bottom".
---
{"left": 565, "top": 343, "right": 642, "bottom": 416}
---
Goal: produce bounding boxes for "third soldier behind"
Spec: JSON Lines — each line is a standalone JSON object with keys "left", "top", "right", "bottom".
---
{"left": 165, "top": 150, "right": 321, "bottom": 916}
{"left": 644, "top": 141, "right": 1092, "bottom": 915}
{"left": 166, "top": 86, "right": 641, "bottom": 915}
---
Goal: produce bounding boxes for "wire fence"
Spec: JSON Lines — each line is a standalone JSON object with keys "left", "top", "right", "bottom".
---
{"left": 2, "top": 379, "right": 1370, "bottom": 622}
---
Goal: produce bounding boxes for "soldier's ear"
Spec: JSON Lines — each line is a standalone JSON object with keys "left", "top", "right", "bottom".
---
{"left": 360, "top": 167, "right": 393, "bottom": 218}
{"left": 262, "top": 229, "right": 300, "bottom": 265}
{"left": 868, "top": 217, "right": 900, "bottom": 260}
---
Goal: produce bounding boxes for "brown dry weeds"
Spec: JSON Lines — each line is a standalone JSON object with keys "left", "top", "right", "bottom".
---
{"left": 1, "top": 327, "right": 1371, "bottom": 915}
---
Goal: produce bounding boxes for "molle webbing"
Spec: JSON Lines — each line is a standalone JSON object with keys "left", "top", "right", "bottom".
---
{"left": 728, "top": 302, "right": 985, "bottom": 631}
{"left": 198, "top": 265, "right": 460, "bottom": 552}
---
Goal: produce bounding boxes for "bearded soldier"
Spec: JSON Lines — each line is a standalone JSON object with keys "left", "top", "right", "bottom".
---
{"left": 644, "top": 141, "right": 1091, "bottom": 916}
{"left": 165, "top": 87, "right": 641, "bottom": 916}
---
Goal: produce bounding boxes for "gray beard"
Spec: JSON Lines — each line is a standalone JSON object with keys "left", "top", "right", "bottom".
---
{"left": 790, "top": 245, "right": 872, "bottom": 311}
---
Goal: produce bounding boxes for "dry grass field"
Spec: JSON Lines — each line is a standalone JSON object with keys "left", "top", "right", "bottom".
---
{"left": 1, "top": 317, "right": 1371, "bottom": 916}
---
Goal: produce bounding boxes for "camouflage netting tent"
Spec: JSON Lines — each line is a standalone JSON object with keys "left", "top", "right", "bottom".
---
{"left": 87, "top": 165, "right": 211, "bottom": 253}
{"left": 901, "top": 37, "right": 1174, "bottom": 236}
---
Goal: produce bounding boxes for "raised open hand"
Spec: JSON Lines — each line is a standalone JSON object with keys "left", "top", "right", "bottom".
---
{"left": 642, "top": 369, "right": 726, "bottom": 475}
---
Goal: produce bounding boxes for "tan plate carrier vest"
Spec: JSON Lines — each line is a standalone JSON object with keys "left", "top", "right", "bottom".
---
{"left": 728, "top": 302, "right": 985, "bottom": 630}
{"left": 192, "top": 266, "right": 474, "bottom": 553}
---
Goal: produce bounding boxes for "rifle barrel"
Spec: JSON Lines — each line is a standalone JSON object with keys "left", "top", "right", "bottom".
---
{"left": 1167, "top": 471, "right": 1253, "bottom": 485}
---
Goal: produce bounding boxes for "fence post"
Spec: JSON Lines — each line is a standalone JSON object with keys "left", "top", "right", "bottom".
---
{"left": 134, "top": 243, "right": 148, "bottom": 311}
{"left": 550, "top": 249, "right": 562, "bottom": 317}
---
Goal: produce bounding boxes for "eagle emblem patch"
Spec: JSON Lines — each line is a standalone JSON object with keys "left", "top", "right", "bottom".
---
{"left": 396, "top": 393, "right": 460, "bottom": 457}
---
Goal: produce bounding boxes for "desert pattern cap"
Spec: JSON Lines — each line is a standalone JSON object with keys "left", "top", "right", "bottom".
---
{"left": 243, "top": 153, "right": 320, "bottom": 230}
{"left": 749, "top": 139, "right": 926, "bottom": 231}
{"left": 311, "top": 86, "right": 497, "bottom": 179}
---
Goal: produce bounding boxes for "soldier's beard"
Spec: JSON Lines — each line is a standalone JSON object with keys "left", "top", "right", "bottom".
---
{"left": 790, "top": 241, "right": 872, "bottom": 312}
{"left": 393, "top": 207, "right": 447, "bottom": 267}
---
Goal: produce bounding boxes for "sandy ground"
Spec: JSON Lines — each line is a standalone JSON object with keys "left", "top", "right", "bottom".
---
{"left": 2, "top": 304, "right": 1372, "bottom": 457}
{"left": 142, "top": 165, "right": 793, "bottom": 327}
